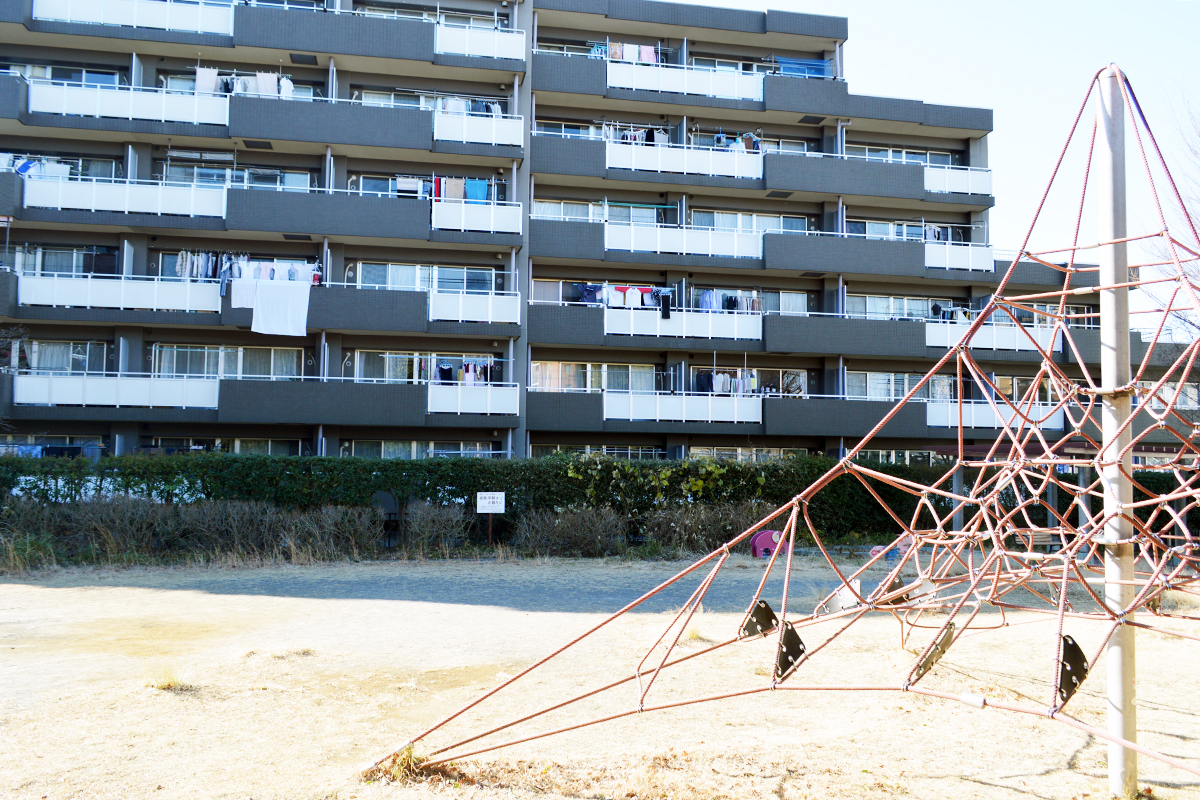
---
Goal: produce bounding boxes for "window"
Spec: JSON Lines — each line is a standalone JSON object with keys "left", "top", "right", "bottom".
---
{"left": 845, "top": 372, "right": 932, "bottom": 400}
{"left": 531, "top": 361, "right": 602, "bottom": 391}
{"left": 532, "top": 199, "right": 601, "bottom": 221}
{"left": 23, "top": 341, "right": 107, "bottom": 374}
{"left": 535, "top": 120, "right": 602, "bottom": 139}
{"left": 356, "top": 351, "right": 419, "bottom": 383}
{"left": 846, "top": 294, "right": 955, "bottom": 320}
{"left": 235, "top": 439, "right": 300, "bottom": 456}
{"left": 689, "top": 446, "right": 804, "bottom": 462}
{"left": 691, "top": 210, "right": 810, "bottom": 233}
{"left": 159, "top": 162, "right": 312, "bottom": 191}
{"left": 845, "top": 145, "right": 962, "bottom": 167}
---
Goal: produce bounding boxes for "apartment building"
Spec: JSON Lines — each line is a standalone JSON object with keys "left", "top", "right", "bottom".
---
{"left": 0, "top": 0, "right": 1135, "bottom": 463}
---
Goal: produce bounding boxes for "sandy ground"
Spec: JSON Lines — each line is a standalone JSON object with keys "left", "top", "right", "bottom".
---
{"left": 1, "top": 557, "right": 1198, "bottom": 800}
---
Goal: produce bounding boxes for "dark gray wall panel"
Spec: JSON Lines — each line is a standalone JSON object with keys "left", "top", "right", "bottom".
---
{"left": 764, "top": 10, "right": 847, "bottom": 39}
{"left": 432, "top": 53, "right": 525, "bottom": 75}
{"left": 604, "top": 334, "right": 763, "bottom": 352}
{"left": 605, "top": 168, "right": 763, "bottom": 191}
{"left": 765, "top": 397, "right": 930, "bottom": 438}
{"left": 230, "top": 97, "right": 431, "bottom": 150}
{"left": 528, "top": 303, "right": 604, "bottom": 345}
{"left": 427, "top": 229, "right": 524, "bottom": 248}
{"left": 11, "top": 405, "right": 217, "bottom": 423}
{"left": 0, "top": 74, "right": 25, "bottom": 120}
{"left": 530, "top": 0, "right": 606, "bottom": 11}
{"left": 531, "top": 52, "right": 605, "bottom": 96}
{"left": 426, "top": 320, "right": 521, "bottom": 336}
{"left": 603, "top": 420, "right": 764, "bottom": 435}
{"left": 606, "top": 87, "right": 763, "bottom": 113}
{"left": 605, "top": 250, "right": 763, "bottom": 271}
{"left": 0, "top": 270, "right": 16, "bottom": 317}
{"left": 526, "top": 390, "right": 604, "bottom": 431}
{"left": 922, "top": 190, "right": 994, "bottom": 208}
{"left": 764, "top": 76, "right": 992, "bottom": 133}
{"left": 18, "top": 207, "right": 225, "bottom": 231}
{"left": 766, "top": 153, "right": 922, "bottom": 199}
{"left": 18, "top": 305, "right": 223, "bottom": 327}
{"left": 765, "top": 315, "right": 926, "bottom": 357}
{"left": 0, "top": 171, "right": 21, "bottom": 218}
{"left": 530, "top": 135, "right": 604, "bottom": 178}
{"left": 226, "top": 191, "right": 430, "bottom": 240}
{"left": 431, "top": 140, "right": 524, "bottom": 160}
{"left": 307, "top": 286, "right": 427, "bottom": 332}
{"left": 233, "top": 5, "right": 432, "bottom": 62}
{"left": 26, "top": 19, "right": 232, "bottom": 48}
{"left": 218, "top": 380, "right": 426, "bottom": 426}
{"left": 0, "top": 0, "right": 29, "bottom": 24}
{"left": 425, "top": 413, "right": 520, "bottom": 428}
{"left": 763, "top": 234, "right": 923, "bottom": 275}
{"left": 529, "top": 219, "right": 604, "bottom": 259}
{"left": 0, "top": 372, "right": 9, "bottom": 418}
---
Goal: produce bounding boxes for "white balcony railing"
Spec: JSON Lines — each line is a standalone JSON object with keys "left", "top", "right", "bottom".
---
{"left": 925, "top": 242, "right": 994, "bottom": 271}
{"left": 602, "top": 391, "right": 762, "bottom": 423}
{"left": 434, "top": 23, "right": 525, "bottom": 60}
{"left": 31, "top": 0, "right": 234, "bottom": 35}
{"left": 23, "top": 176, "right": 228, "bottom": 218}
{"left": 17, "top": 273, "right": 221, "bottom": 313}
{"left": 605, "top": 140, "right": 762, "bottom": 179}
{"left": 604, "top": 222, "right": 762, "bottom": 258}
{"left": 924, "top": 165, "right": 992, "bottom": 196}
{"left": 14, "top": 372, "right": 219, "bottom": 409}
{"left": 926, "top": 400, "right": 1064, "bottom": 430}
{"left": 925, "top": 322, "right": 1062, "bottom": 353}
{"left": 605, "top": 307, "right": 762, "bottom": 340}
{"left": 28, "top": 80, "right": 229, "bottom": 126}
{"left": 431, "top": 198, "right": 522, "bottom": 234}
{"left": 427, "top": 383, "right": 519, "bottom": 414}
{"left": 607, "top": 61, "right": 764, "bottom": 101}
{"left": 433, "top": 111, "right": 524, "bottom": 147}
{"left": 429, "top": 290, "right": 521, "bottom": 324}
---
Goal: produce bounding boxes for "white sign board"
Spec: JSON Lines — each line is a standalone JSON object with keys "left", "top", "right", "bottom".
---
{"left": 476, "top": 491, "right": 505, "bottom": 514}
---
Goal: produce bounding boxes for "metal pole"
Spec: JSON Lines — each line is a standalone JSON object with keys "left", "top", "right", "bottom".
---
{"left": 1097, "top": 64, "right": 1137, "bottom": 799}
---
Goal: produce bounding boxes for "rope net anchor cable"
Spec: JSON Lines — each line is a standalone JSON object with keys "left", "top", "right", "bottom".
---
{"left": 363, "top": 64, "right": 1200, "bottom": 785}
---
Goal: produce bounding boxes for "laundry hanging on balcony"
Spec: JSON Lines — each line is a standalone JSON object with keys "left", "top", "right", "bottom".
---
{"left": 229, "top": 264, "right": 315, "bottom": 336}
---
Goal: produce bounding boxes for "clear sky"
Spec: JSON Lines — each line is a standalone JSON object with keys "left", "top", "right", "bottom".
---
{"left": 673, "top": 0, "right": 1200, "bottom": 263}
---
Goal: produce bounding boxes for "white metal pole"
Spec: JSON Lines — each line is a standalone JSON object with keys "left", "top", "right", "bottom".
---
{"left": 1097, "top": 64, "right": 1137, "bottom": 799}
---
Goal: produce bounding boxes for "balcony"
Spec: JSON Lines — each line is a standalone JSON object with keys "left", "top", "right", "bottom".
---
{"left": 428, "top": 383, "right": 519, "bottom": 415}
{"left": 28, "top": 80, "right": 229, "bottom": 126}
{"left": 14, "top": 371, "right": 218, "bottom": 408}
{"left": 428, "top": 290, "right": 521, "bottom": 324}
{"left": 31, "top": 0, "right": 234, "bottom": 34}
{"left": 606, "top": 140, "right": 762, "bottom": 180}
{"left": 925, "top": 242, "right": 995, "bottom": 271}
{"left": 605, "top": 307, "right": 762, "bottom": 341}
{"left": 925, "top": 321, "right": 1062, "bottom": 353}
{"left": 18, "top": 272, "right": 221, "bottom": 313}
{"left": 434, "top": 23, "right": 525, "bottom": 60}
{"left": 604, "top": 222, "right": 762, "bottom": 258}
{"left": 924, "top": 165, "right": 992, "bottom": 196}
{"left": 23, "top": 176, "right": 226, "bottom": 218}
{"left": 602, "top": 391, "right": 762, "bottom": 423}
{"left": 607, "top": 61, "right": 764, "bottom": 102}
{"left": 927, "top": 400, "right": 1065, "bottom": 430}
{"left": 433, "top": 111, "right": 524, "bottom": 147}
{"left": 431, "top": 198, "right": 522, "bottom": 234}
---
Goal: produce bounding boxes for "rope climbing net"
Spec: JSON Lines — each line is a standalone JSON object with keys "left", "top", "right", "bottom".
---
{"left": 366, "top": 65, "right": 1200, "bottom": 781}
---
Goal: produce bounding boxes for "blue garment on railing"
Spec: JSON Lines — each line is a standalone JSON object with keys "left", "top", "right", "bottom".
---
{"left": 588, "top": 43, "right": 607, "bottom": 60}
{"left": 464, "top": 179, "right": 488, "bottom": 204}
{"left": 776, "top": 57, "right": 831, "bottom": 78}
{"left": 574, "top": 283, "right": 602, "bottom": 304}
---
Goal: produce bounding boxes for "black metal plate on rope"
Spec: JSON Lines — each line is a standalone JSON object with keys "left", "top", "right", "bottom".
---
{"left": 775, "top": 622, "right": 806, "bottom": 683}
{"left": 913, "top": 622, "right": 955, "bottom": 682}
{"left": 877, "top": 576, "right": 909, "bottom": 606}
{"left": 1057, "top": 634, "right": 1089, "bottom": 706}
{"left": 741, "top": 600, "right": 778, "bottom": 639}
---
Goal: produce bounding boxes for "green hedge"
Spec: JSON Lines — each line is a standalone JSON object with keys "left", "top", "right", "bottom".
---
{"left": 1, "top": 454, "right": 1186, "bottom": 541}
{"left": 0, "top": 453, "right": 954, "bottom": 538}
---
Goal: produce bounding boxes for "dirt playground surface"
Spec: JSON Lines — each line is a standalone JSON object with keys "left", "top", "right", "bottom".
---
{"left": 1, "top": 557, "right": 1198, "bottom": 799}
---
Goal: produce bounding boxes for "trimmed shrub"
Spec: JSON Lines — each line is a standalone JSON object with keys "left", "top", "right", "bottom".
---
{"left": 509, "top": 507, "right": 627, "bottom": 557}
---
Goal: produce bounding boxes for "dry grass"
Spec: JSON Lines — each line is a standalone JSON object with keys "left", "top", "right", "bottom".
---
{"left": 402, "top": 502, "right": 470, "bottom": 554}
{"left": 638, "top": 500, "right": 779, "bottom": 555}
{"left": 509, "top": 507, "right": 627, "bottom": 557}
{"left": 1162, "top": 588, "right": 1200, "bottom": 612}
{"left": 145, "top": 665, "right": 193, "bottom": 693}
